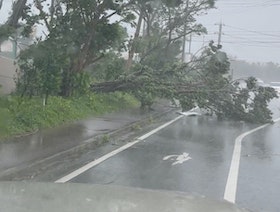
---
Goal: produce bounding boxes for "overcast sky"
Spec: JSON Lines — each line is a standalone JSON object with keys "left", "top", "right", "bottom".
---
{"left": 1, "top": 0, "right": 280, "bottom": 64}
{"left": 195, "top": 0, "right": 280, "bottom": 64}
{"left": 0, "top": 1, "right": 11, "bottom": 24}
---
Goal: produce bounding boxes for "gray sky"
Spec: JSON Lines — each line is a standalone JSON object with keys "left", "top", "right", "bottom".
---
{"left": 0, "top": 0, "right": 12, "bottom": 23}
{"left": 195, "top": 0, "right": 280, "bottom": 64}
{"left": 1, "top": 0, "right": 280, "bottom": 64}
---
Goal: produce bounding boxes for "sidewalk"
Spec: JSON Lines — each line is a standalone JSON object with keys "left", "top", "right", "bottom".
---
{"left": 0, "top": 100, "right": 176, "bottom": 180}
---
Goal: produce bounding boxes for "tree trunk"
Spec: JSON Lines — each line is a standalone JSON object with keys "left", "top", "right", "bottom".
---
{"left": 7, "top": 0, "right": 27, "bottom": 27}
{"left": 60, "top": 69, "right": 74, "bottom": 97}
{"left": 125, "top": 9, "right": 144, "bottom": 71}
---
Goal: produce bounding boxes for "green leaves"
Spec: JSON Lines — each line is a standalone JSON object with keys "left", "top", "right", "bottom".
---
{"left": 246, "top": 77, "right": 257, "bottom": 90}
{"left": 90, "top": 53, "right": 126, "bottom": 81}
{"left": 10, "top": 0, "right": 276, "bottom": 124}
{"left": 16, "top": 41, "right": 62, "bottom": 99}
{"left": 0, "top": 25, "right": 15, "bottom": 41}
{"left": 0, "top": 93, "right": 139, "bottom": 138}
{"left": 15, "top": 0, "right": 129, "bottom": 98}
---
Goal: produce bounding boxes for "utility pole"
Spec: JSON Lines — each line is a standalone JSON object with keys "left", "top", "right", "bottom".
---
{"left": 202, "top": 35, "right": 205, "bottom": 48}
{"left": 125, "top": 9, "right": 143, "bottom": 71}
{"left": 188, "top": 33, "right": 192, "bottom": 54}
{"left": 182, "top": 0, "right": 190, "bottom": 62}
{"left": 142, "top": 19, "right": 146, "bottom": 36}
{"left": 182, "top": 31, "right": 192, "bottom": 63}
{"left": 182, "top": 24, "right": 186, "bottom": 62}
{"left": 188, "top": 33, "right": 192, "bottom": 61}
{"left": 217, "top": 22, "right": 223, "bottom": 46}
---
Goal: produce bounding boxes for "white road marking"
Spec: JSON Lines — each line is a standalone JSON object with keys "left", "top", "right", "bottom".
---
{"left": 177, "top": 111, "right": 201, "bottom": 116}
{"left": 55, "top": 115, "right": 184, "bottom": 183}
{"left": 163, "top": 155, "right": 178, "bottom": 160}
{"left": 163, "top": 152, "right": 192, "bottom": 166}
{"left": 224, "top": 117, "right": 280, "bottom": 203}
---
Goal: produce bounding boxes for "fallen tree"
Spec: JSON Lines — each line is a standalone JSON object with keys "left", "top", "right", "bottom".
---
{"left": 2, "top": 0, "right": 277, "bottom": 124}
{"left": 91, "top": 43, "right": 278, "bottom": 123}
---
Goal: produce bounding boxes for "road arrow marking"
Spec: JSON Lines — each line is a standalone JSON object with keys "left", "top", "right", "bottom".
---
{"left": 163, "top": 152, "right": 192, "bottom": 166}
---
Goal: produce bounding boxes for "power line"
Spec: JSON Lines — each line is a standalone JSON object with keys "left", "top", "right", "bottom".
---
{"left": 215, "top": 0, "right": 280, "bottom": 15}
{"left": 223, "top": 34, "right": 280, "bottom": 44}
{"left": 191, "top": 40, "right": 280, "bottom": 49}
{"left": 225, "top": 25, "right": 280, "bottom": 38}
{"left": 220, "top": 0, "right": 280, "bottom": 7}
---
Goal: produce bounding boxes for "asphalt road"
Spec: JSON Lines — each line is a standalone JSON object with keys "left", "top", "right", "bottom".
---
{"left": 0, "top": 106, "right": 170, "bottom": 178}
{"left": 237, "top": 120, "right": 280, "bottom": 212}
{"left": 69, "top": 116, "right": 244, "bottom": 196}
{"left": 55, "top": 99, "right": 280, "bottom": 211}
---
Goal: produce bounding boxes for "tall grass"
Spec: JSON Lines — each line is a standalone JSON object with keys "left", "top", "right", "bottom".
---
{"left": 0, "top": 92, "right": 139, "bottom": 139}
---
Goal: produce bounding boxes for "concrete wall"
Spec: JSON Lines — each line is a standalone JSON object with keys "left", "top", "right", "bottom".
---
{"left": 0, "top": 56, "right": 16, "bottom": 95}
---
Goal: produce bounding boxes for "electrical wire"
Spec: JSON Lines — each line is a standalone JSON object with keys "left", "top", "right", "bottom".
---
{"left": 220, "top": 0, "right": 280, "bottom": 7}
{"left": 225, "top": 25, "right": 280, "bottom": 38}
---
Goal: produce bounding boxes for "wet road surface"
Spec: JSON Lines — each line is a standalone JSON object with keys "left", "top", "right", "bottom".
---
{"left": 69, "top": 116, "right": 251, "bottom": 198}
{"left": 237, "top": 121, "right": 280, "bottom": 212}
{"left": 64, "top": 100, "right": 280, "bottom": 211}
{"left": 0, "top": 106, "right": 170, "bottom": 177}
{"left": 1, "top": 99, "right": 279, "bottom": 211}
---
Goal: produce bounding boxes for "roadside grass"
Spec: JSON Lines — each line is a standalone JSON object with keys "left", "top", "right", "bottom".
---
{"left": 0, "top": 92, "right": 139, "bottom": 139}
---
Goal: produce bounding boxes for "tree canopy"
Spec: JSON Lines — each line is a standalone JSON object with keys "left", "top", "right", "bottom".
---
{"left": 1, "top": 0, "right": 278, "bottom": 123}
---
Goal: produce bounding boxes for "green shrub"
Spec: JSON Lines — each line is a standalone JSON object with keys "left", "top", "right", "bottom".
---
{"left": 0, "top": 92, "right": 139, "bottom": 139}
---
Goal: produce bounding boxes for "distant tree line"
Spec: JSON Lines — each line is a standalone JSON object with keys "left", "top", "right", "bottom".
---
{"left": 231, "top": 60, "right": 280, "bottom": 83}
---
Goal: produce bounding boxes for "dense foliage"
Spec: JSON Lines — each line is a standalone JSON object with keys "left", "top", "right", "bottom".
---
{"left": 0, "top": 92, "right": 138, "bottom": 138}
{"left": 0, "top": 0, "right": 278, "bottom": 124}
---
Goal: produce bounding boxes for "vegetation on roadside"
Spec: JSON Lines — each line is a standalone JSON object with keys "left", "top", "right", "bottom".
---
{"left": 0, "top": 92, "right": 139, "bottom": 139}
{"left": 0, "top": 0, "right": 278, "bottom": 140}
